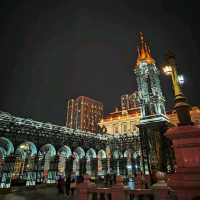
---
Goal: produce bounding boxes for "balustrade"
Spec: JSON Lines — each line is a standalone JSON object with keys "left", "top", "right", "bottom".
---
{"left": 124, "top": 189, "right": 154, "bottom": 200}
{"left": 88, "top": 188, "right": 112, "bottom": 200}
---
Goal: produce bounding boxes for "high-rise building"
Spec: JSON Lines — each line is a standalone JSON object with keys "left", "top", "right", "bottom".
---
{"left": 66, "top": 99, "right": 76, "bottom": 129}
{"left": 66, "top": 96, "right": 103, "bottom": 133}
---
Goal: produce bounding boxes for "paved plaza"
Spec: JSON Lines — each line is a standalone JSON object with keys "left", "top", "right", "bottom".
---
{"left": 0, "top": 186, "right": 74, "bottom": 200}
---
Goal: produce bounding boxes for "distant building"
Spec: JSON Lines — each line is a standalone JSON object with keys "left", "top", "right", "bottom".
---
{"left": 66, "top": 96, "right": 103, "bottom": 133}
{"left": 99, "top": 91, "right": 140, "bottom": 136}
{"left": 98, "top": 107, "right": 140, "bottom": 136}
{"left": 168, "top": 106, "right": 200, "bottom": 126}
{"left": 99, "top": 102, "right": 200, "bottom": 135}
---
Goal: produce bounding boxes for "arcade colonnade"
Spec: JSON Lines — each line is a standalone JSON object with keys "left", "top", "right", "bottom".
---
{"left": 0, "top": 137, "right": 141, "bottom": 188}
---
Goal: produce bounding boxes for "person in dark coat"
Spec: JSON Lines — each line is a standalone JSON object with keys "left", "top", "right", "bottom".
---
{"left": 70, "top": 177, "right": 76, "bottom": 196}
{"left": 57, "top": 175, "right": 64, "bottom": 194}
{"left": 65, "top": 175, "right": 71, "bottom": 196}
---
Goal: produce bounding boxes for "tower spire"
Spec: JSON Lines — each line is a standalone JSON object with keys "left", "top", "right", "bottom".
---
{"left": 136, "top": 32, "right": 155, "bottom": 66}
{"left": 139, "top": 32, "right": 146, "bottom": 59}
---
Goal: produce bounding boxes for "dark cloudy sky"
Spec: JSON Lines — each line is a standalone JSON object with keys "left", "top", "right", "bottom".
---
{"left": 0, "top": 0, "right": 199, "bottom": 125}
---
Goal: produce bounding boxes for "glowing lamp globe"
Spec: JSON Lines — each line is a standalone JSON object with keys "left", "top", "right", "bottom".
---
{"left": 163, "top": 65, "right": 172, "bottom": 75}
{"left": 178, "top": 74, "right": 184, "bottom": 85}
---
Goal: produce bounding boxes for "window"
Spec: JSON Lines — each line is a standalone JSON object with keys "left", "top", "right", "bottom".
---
{"left": 130, "top": 121, "right": 136, "bottom": 132}
{"left": 122, "top": 123, "right": 127, "bottom": 133}
{"left": 113, "top": 124, "right": 119, "bottom": 134}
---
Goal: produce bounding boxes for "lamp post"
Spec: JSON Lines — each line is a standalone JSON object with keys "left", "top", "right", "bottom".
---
{"left": 163, "top": 51, "right": 193, "bottom": 126}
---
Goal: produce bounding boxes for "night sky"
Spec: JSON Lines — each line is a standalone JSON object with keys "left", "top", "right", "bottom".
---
{"left": 0, "top": 0, "right": 199, "bottom": 125}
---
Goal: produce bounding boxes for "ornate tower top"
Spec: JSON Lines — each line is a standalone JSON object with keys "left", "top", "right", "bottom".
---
{"left": 133, "top": 32, "right": 168, "bottom": 124}
{"left": 136, "top": 32, "right": 155, "bottom": 66}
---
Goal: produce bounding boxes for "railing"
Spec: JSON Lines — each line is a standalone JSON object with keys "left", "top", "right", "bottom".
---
{"left": 88, "top": 188, "right": 112, "bottom": 200}
{"left": 124, "top": 189, "right": 154, "bottom": 200}
{"left": 75, "top": 175, "right": 177, "bottom": 200}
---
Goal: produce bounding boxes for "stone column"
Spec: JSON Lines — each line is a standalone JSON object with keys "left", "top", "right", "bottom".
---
{"left": 151, "top": 171, "right": 174, "bottom": 200}
{"left": 165, "top": 125, "right": 200, "bottom": 200}
{"left": 111, "top": 176, "right": 125, "bottom": 200}
{"left": 76, "top": 175, "right": 94, "bottom": 200}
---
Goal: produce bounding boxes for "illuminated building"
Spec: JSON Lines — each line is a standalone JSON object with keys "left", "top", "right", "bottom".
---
{"left": 99, "top": 91, "right": 140, "bottom": 135}
{"left": 134, "top": 33, "right": 168, "bottom": 123}
{"left": 168, "top": 106, "right": 200, "bottom": 126}
{"left": 133, "top": 32, "right": 172, "bottom": 174}
{"left": 66, "top": 99, "right": 76, "bottom": 129}
{"left": 99, "top": 107, "right": 140, "bottom": 135}
{"left": 66, "top": 96, "right": 103, "bottom": 133}
{"left": 99, "top": 106, "right": 200, "bottom": 135}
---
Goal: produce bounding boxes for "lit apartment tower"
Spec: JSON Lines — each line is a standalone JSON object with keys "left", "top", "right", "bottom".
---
{"left": 66, "top": 99, "right": 76, "bottom": 128}
{"left": 66, "top": 96, "right": 103, "bottom": 133}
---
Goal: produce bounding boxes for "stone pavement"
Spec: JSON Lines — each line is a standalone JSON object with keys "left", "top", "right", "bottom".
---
{"left": 0, "top": 186, "right": 74, "bottom": 200}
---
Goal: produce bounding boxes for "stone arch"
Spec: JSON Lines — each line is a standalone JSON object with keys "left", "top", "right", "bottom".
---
{"left": 57, "top": 145, "right": 72, "bottom": 176}
{"left": 0, "top": 137, "right": 14, "bottom": 158}
{"left": 13, "top": 142, "right": 37, "bottom": 183}
{"left": 86, "top": 148, "right": 96, "bottom": 176}
{"left": 74, "top": 147, "right": 85, "bottom": 159}
{"left": 0, "top": 148, "right": 6, "bottom": 159}
{"left": 98, "top": 149, "right": 107, "bottom": 159}
{"left": 38, "top": 144, "right": 56, "bottom": 183}
{"left": 133, "top": 151, "right": 139, "bottom": 159}
{"left": 124, "top": 149, "right": 133, "bottom": 176}
{"left": 86, "top": 148, "right": 96, "bottom": 159}
{"left": 97, "top": 149, "right": 107, "bottom": 175}
{"left": 72, "top": 147, "right": 85, "bottom": 176}
{"left": 123, "top": 149, "right": 132, "bottom": 158}
{"left": 16, "top": 142, "right": 37, "bottom": 159}
{"left": 113, "top": 150, "right": 123, "bottom": 159}
{"left": 39, "top": 144, "right": 56, "bottom": 158}
{"left": 112, "top": 150, "right": 123, "bottom": 175}
{"left": 0, "top": 137, "right": 14, "bottom": 188}
{"left": 58, "top": 145, "right": 72, "bottom": 158}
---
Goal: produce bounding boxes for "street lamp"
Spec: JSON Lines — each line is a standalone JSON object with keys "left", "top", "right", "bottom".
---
{"left": 177, "top": 75, "right": 184, "bottom": 85}
{"left": 163, "top": 51, "right": 193, "bottom": 126}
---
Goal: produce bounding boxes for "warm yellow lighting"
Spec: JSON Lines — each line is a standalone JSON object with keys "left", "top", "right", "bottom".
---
{"left": 163, "top": 65, "right": 172, "bottom": 75}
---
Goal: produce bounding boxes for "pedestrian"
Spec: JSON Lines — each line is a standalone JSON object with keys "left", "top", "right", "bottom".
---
{"left": 65, "top": 174, "right": 71, "bottom": 196}
{"left": 70, "top": 177, "right": 76, "bottom": 196}
{"left": 57, "top": 175, "right": 64, "bottom": 194}
{"left": 151, "top": 165, "right": 158, "bottom": 185}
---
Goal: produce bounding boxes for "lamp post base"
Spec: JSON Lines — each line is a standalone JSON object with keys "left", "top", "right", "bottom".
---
{"left": 165, "top": 125, "right": 200, "bottom": 200}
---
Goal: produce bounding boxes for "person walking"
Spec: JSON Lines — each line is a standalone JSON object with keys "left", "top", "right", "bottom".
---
{"left": 65, "top": 175, "right": 71, "bottom": 197}
{"left": 57, "top": 175, "right": 64, "bottom": 194}
{"left": 70, "top": 177, "right": 76, "bottom": 197}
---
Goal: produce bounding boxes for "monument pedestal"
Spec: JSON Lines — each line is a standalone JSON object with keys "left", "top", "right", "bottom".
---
{"left": 165, "top": 125, "right": 200, "bottom": 200}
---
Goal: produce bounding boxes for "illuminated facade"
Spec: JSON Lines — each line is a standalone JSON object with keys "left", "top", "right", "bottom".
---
{"left": 134, "top": 33, "right": 168, "bottom": 124}
{"left": 133, "top": 33, "right": 171, "bottom": 173}
{"left": 66, "top": 96, "right": 103, "bottom": 133}
{"left": 99, "top": 106, "right": 200, "bottom": 135}
{"left": 0, "top": 111, "right": 140, "bottom": 188}
{"left": 99, "top": 107, "right": 140, "bottom": 135}
{"left": 168, "top": 106, "right": 200, "bottom": 126}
